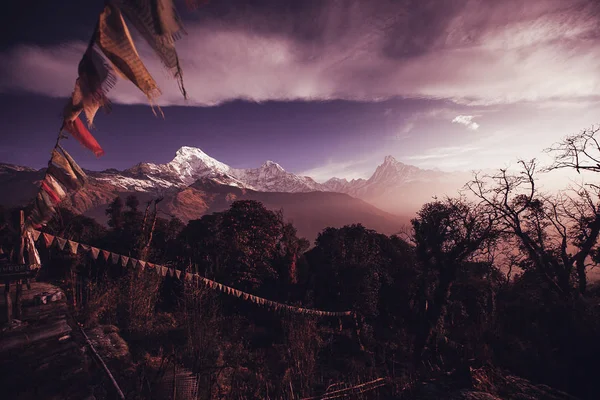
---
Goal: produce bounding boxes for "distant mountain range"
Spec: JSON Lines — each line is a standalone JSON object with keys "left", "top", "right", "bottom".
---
{"left": 0, "top": 146, "right": 470, "bottom": 242}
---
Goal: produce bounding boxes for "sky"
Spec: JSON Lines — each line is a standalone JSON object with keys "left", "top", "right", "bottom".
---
{"left": 0, "top": 0, "right": 599, "bottom": 182}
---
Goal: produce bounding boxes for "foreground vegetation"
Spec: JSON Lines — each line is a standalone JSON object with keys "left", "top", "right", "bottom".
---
{"left": 2, "top": 128, "right": 600, "bottom": 399}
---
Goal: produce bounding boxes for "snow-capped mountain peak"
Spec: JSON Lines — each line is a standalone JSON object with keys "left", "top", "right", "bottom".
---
{"left": 261, "top": 160, "right": 284, "bottom": 171}
{"left": 383, "top": 155, "right": 398, "bottom": 164}
{"left": 168, "top": 146, "right": 231, "bottom": 182}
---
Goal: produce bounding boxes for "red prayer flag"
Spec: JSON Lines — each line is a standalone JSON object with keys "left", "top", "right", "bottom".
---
{"left": 41, "top": 181, "right": 61, "bottom": 204}
{"left": 63, "top": 116, "right": 105, "bottom": 157}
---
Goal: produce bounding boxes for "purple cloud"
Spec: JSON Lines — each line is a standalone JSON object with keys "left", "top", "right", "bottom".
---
{"left": 1, "top": 0, "right": 599, "bottom": 107}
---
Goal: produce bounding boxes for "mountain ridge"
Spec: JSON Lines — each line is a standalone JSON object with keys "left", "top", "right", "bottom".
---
{"left": 0, "top": 145, "right": 470, "bottom": 216}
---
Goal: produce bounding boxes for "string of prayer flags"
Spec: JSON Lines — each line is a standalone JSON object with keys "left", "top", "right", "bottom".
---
{"left": 26, "top": 145, "right": 88, "bottom": 230}
{"left": 30, "top": 230, "right": 354, "bottom": 318}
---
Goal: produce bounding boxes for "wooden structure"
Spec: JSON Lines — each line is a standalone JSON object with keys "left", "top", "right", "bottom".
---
{"left": 1, "top": 210, "right": 35, "bottom": 324}
{"left": 0, "top": 282, "right": 101, "bottom": 399}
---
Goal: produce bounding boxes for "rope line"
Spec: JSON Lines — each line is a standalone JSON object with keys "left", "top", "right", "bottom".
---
{"left": 33, "top": 230, "right": 354, "bottom": 318}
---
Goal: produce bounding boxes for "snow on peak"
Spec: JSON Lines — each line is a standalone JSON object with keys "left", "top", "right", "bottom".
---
{"left": 325, "top": 177, "right": 349, "bottom": 184}
{"left": 168, "top": 146, "right": 232, "bottom": 185}
{"left": 261, "top": 160, "right": 284, "bottom": 171}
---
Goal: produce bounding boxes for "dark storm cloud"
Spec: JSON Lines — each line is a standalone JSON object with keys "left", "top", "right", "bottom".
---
{"left": 1, "top": 0, "right": 599, "bottom": 106}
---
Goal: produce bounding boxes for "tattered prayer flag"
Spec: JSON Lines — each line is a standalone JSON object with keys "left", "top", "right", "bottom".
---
{"left": 26, "top": 231, "right": 41, "bottom": 267}
{"left": 59, "top": 146, "right": 88, "bottom": 185}
{"left": 41, "top": 181, "right": 62, "bottom": 204}
{"left": 68, "top": 240, "right": 79, "bottom": 255}
{"left": 63, "top": 116, "right": 105, "bottom": 157}
{"left": 118, "top": 0, "right": 187, "bottom": 98}
{"left": 121, "top": 256, "right": 130, "bottom": 267}
{"left": 43, "top": 233, "right": 55, "bottom": 247}
{"left": 48, "top": 150, "right": 83, "bottom": 191}
{"left": 90, "top": 247, "right": 100, "bottom": 259}
{"left": 56, "top": 237, "right": 67, "bottom": 250}
{"left": 44, "top": 175, "right": 67, "bottom": 200}
{"left": 31, "top": 230, "right": 41, "bottom": 241}
{"left": 96, "top": 4, "right": 161, "bottom": 104}
{"left": 71, "top": 46, "right": 116, "bottom": 127}
{"left": 111, "top": 253, "right": 120, "bottom": 264}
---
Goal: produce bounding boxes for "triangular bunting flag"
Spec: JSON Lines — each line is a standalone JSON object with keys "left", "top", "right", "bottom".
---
{"left": 56, "top": 237, "right": 67, "bottom": 250}
{"left": 101, "top": 250, "right": 110, "bottom": 261}
{"left": 90, "top": 247, "right": 100, "bottom": 260}
{"left": 31, "top": 230, "right": 41, "bottom": 241}
{"left": 79, "top": 244, "right": 91, "bottom": 252}
{"left": 147, "top": 262, "right": 155, "bottom": 269}
{"left": 185, "top": 272, "right": 193, "bottom": 282}
{"left": 175, "top": 270, "right": 181, "bottom": 279}
{"left": 235, "top": 289, "right": 242, "bottom": 298}
{"left": 243, "top": 293, "right": 249, "bottom": 301}
{"left": 43, "top": 233, "right": 55, "bottom": 247}
{"left": 168, "top": 268, "right": 175, "bottom": 277}
{"left": 138, "top": 260, "right": 146, "bottom": 268}
{"left": 111, "top": 253, "right": 120, "bottom": 264}
{"left": 121, "top": 256, "right": 129, "bottom": 267}
{"left": 160, "top": 266, "right": 168, "bottom": 277}
{"left": 68, "top": 240, "right": 79, "bottom": 254}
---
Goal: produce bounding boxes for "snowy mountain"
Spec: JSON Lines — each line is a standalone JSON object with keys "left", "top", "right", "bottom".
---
{"left": 320, "top": 155, "right": 468, "bottom": 214}
{"left": 231, "top": 161, "right": 323, "bottom": 193}
{"left": 0, "top": 146, "right": 469, "bottom": 218}
{"left": 94, "top": 146, "right": 325, "bottom": 193}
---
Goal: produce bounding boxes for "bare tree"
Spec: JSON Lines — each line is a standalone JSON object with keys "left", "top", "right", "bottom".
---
{"left": 466, "top": 159, "right": 600, "bottom": 294}
{"left": 546, "top": 125, "right": 600, "bottom": 176}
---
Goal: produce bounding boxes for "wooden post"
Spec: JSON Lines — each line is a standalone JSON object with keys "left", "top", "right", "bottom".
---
{"left": 14, "top": 280, "right": 22, "bottom": 320}
{"left": 13, "top": 210, "right": 24, "bottom": 320}
{"left": 4, "top": 281, "right": 11, "bottom": 325}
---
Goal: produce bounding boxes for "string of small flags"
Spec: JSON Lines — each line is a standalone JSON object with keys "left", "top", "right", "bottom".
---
{"left": 32, "top": 230, "right": 353, "bottom": 318}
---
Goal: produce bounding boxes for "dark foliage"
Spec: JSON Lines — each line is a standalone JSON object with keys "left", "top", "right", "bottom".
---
{"left": 15, "top": 190, "right": 600, "bottom": 399}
